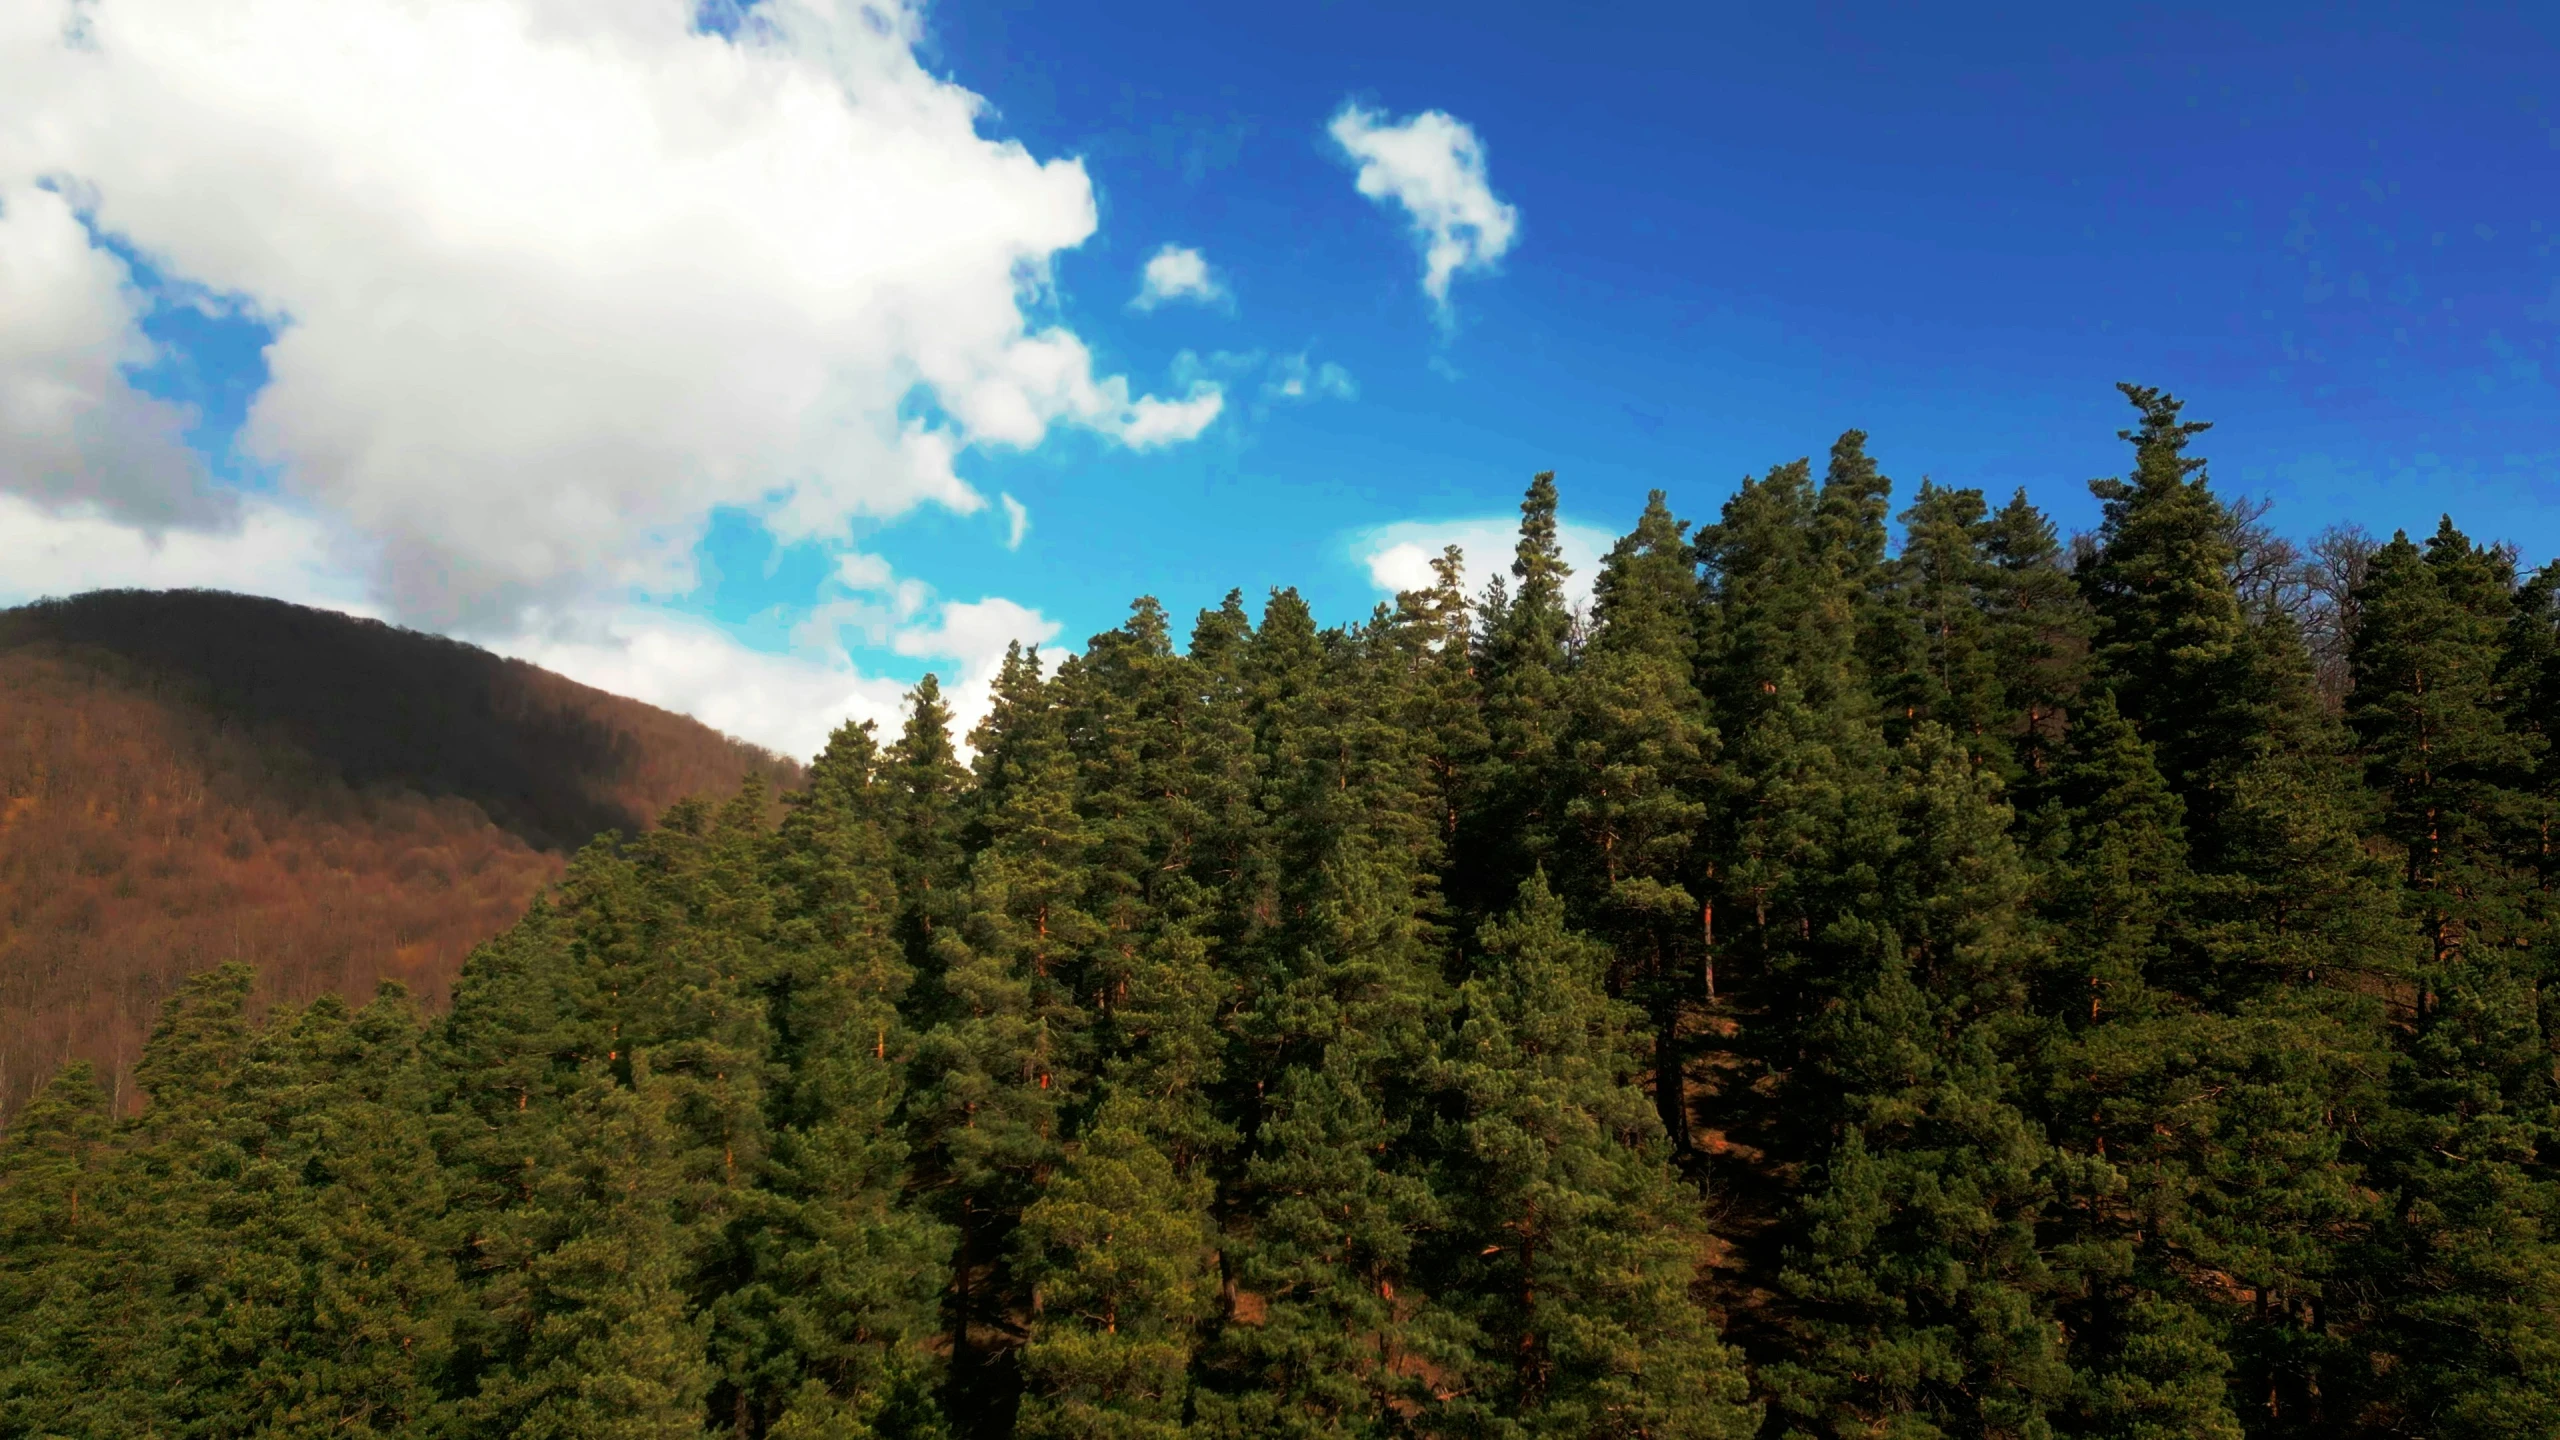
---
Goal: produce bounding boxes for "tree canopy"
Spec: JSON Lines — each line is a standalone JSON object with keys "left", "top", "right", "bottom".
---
{"left": 7, "top": 384, "right": 2554, "bottom": 1439}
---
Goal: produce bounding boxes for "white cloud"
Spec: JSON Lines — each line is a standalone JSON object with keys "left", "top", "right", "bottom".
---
{"left": 805, "top": 549, "right": 931, "bottom": 647}
{"left": 833, "top": 551, "right": 897, "bottom": 592}
{"left": 892, "top": 595, "right": 1064, "bottom": 741}
{"left": 496, "top": 608, "right": 910, "bottom": 764}
{"left": 1132, "top": 244, "right": 1225, "bottom": 310}
{"left": 1328, "top": 103, "right": 1520, "bottom": 316}
{"left": 1118, "top": 386, "right": 1227, "bottom": 448}
{"left": 0, "top": 0, "right": 1218, "bottom": 629}
{"left": 1352, "top": 514, "right": 1614, "bottom": 613}
{"left": 503, "top": 557, "right": 1061, "bottom": 762}
{"left": 0, "top": 490, "right": 373, "bottom": 612}
{"left": 0, "top": 183, "right": 224, "bottom": 527}
{"left": 0, "top": 486, "right": 1053, "bottom": 765}
{"left": 999, "top": 492, "right": 1029, "bottom": 550}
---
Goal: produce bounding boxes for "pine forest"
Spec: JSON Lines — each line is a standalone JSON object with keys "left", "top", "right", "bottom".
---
{"left": 10, "top": 383, "right": 2560, "bottom": 1440}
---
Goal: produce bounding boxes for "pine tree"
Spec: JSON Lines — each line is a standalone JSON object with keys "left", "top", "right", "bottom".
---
{"left": 721, "top": 716, "right": 953, "bottom": 1437}
{"left": 200, "top": 987, "right": 463, "bottom": 1437}
{"left": 2348, "top": 522, "right": 2560, "bottom": 1435}
{"left": 1015, "top": 1096, "right": 1220, "bottom": 1440}
{"left": 1561, "top": 491, "right": 1713, "bottom": 1153}
{"left": 1819, "top": 431, "right": 1895, "bottom": 616}
{"left": 1200, "top": 839, "right": 1457, "bottom": 1438}
{"left": 68, "top": 964, "right": 266, "bottom": 1433}
{"left": 1980, "top": 489, "right": 2088, "bottom": 787}
{"left": 1432, "top": 873, "right": 1758, "bottom": 1439}
{"left": 1389, "top": 544, "right": 1490, "bottom": 867}
{"left": 1468, "top": 473, "right": 1578, "bottom": 908}
{"left": 1692, "top": 448, "right": 1898, "bottom": 1052}
{"left": 2076, "top": 384, "right": 2264, "bottom": 836}
{"left": 2074, "top": 385, "right": 2406, "bottom": 1432}
{"left": 891, "top": 673, "right": 976, "bottom": 1027}
{"left": 0, "top": 1061, "right": 109, "bottom": 1315}
{"left": 1767, "top": 725, "right": 2069, "bottom": 1440}
{"left": 0, "top": 978, "right": 468, "bottom": 1438}
{"left": 614, "top": 784, "right": 780, "bottom": 1241}
{"left": 0, "top": 1062, "right": 128, "bottom": 1435}
{"left": 1184, "top": 589, "right": 1272, "bottom": 932}
{"left": 1871, "top": 480, "right": 2005, "bottom": 753}
{"left": 466, "top": 1057, "right": 718, "bottom": 1440}
{"left": 912, "top": 647, "right": 1100, "bottom": 1437}
{"left": 1869, "top": 480, "right": 2084, "bottom": 784}
{"left": 2029, "top": 692, "right": 2246, "bottom": 1440}
{"left": 1006, "top": 601, "right": 1250, "bottom": 1438}
{"left": 2349, "top": 521, "right": 2540, "bottom": 965}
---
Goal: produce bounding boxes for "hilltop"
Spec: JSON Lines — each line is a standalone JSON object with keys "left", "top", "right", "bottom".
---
{"left": 0, "top": 589, "right": 798, "bottom": 1115}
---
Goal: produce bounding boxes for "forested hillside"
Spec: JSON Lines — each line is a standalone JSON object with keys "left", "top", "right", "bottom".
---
{"left": 6, "top": 386, "right": 2557, "bottom": 1439}
{"left": 0, "top": 590, "right": 798, "bottom": 1118}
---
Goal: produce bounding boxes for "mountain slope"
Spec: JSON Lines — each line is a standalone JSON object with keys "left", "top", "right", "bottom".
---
{"left": 0, "top": 589, "right": 801, "bottom": 1115}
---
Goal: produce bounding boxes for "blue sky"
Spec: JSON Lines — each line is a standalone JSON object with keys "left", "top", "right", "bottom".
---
{"left": 4, "top": 0, "right": 2554, "bottom": 756}
{"left": 696, "top": 0, "right": 2560, "bottom": 653}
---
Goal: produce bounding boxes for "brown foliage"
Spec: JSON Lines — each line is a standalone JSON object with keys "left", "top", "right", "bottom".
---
{"left": 0, "top": 589, "right": 800, "bottom": 1117}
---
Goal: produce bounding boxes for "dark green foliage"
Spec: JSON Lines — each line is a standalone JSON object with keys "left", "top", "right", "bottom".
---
{"left": 2028, "top": 693, "right": 2250, "bottom": 1439}
{"left": 2077, "top": 385, "right": 2264, "bottom": 832}
{"left": 914, "top": 646, "right": 1099, "bottom": 1435}
{"left": 892, "top": 672, "right": 976, "bottom": 1026}
{"left": 1468, "top": 473, "right": 1578, "bottom": 906}
{"left": 465, "top": 1058, "right": 714, "bottom": 1440}
{"left": 1871, "top": 482, "right": 2086, "bottom": 782}
{"left": 1767, "top": 727, "right": 2068, "bottom": 1440}
{"left": 1014, "top": 1097, "right": 1219, "bottom": 1440}
{"left": 1692, "top": 445, "right": 1897, "bottom": 1054}
{"left": 722, "top": 718, "right": 951, "bottom": 1438}
{"left": 1560, "top": 492, "right": 1713, "bottom": 1151}
{"left": 1432, "top": 874, "right": 1757, "bottom": 1439}
{"left": 2345, "top": 525, "right": 2560, "bottom": 1436}
{"left": 2, "top": 978, "right": 463, "bottom": 1437}
{"left": 11, "top": 382, "right": 2559, "bottom": 1440}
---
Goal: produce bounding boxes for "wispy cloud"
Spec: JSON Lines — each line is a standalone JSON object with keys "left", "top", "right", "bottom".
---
{"left": 1265, "top": 352, "right": 1357, "bottom": 403}
{"left": 1118, "top": 386, "right": 1227, "bottom": 448}
{"left": 1328, "top": 104, "right": 1520, "bottom": 320}
{"left": 1000, "top": 493, "right": 1030, "bottom": 550}
{"left": 1172, "top": 349, "right": 1357, "bottom": 414}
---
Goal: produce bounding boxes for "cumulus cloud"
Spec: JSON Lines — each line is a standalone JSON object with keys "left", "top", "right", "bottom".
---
{"left": 1328, "top": 104, "right": 1520, "bottom": 316}
{"left": 892, "top": 595, "right": 1065, "bottom": 740}
{"left": 0, "top": 183, "right": 225, "bottom": 527}
{"left": 1132, "top": 244, "right": 1225, "bottom": 310}
{"left": 1352, "top": 514, "right": 1614, "bottom": 613}
{"left": 0, "top": 0, "right": 1221, "bottom": 628}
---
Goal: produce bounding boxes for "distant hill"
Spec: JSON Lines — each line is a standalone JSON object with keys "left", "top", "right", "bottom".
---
{"left": 0, "top": 589, "right": 800, "bottom": 1116}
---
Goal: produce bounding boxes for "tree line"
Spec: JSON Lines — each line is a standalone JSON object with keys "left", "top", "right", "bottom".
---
{"left": 4, "top": 385, "right": 2556, "bottom": 1439}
